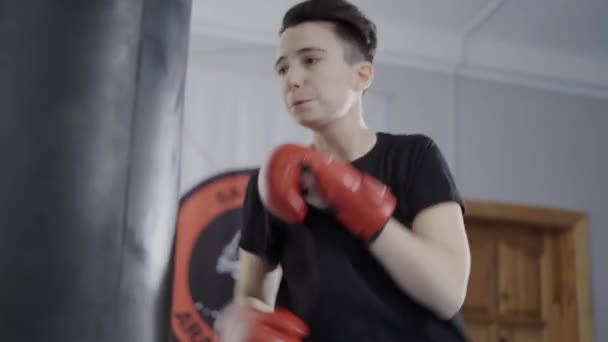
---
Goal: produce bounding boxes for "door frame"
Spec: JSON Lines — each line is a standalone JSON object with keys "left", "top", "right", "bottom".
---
{"left": 464, "top": 199, "right": 594, "bottom": 342}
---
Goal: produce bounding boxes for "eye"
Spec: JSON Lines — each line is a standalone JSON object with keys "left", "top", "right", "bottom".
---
{"left": 276, "top": 65, "right": 288, "bottom": 76}
{"left": 304, "top": 56, "right": 320, "bottom": 66}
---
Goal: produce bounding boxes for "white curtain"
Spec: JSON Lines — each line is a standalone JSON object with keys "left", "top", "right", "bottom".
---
{"left": 180, "top": 67, "right": 391, "bottom": 195}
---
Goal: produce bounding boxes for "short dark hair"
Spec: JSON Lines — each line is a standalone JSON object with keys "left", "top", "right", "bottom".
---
{"left": 279, "top": 0, "right": 377, "bottom": 64}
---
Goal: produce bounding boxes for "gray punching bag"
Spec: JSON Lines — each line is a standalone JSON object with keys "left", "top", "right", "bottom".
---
{"left": 0, "top": 0, "right": 191, "bottom": 340}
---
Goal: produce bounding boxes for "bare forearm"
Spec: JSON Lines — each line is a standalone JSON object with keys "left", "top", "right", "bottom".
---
{"left": 233, "top": 250, "right": 282, "bottom": 312}
{"left": 369, "top": 218, "right": 469, "bottom": 318}
{"left": 234, "top": 270, "right": 281, "bottom": 311}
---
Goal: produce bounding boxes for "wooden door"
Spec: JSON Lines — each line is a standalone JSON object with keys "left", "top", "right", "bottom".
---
{"left": 461, "top": 200, "right": 594, "bottom": 342}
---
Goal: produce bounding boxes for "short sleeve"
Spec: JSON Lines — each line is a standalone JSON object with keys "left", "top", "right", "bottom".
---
{"left": 239, "top": 170, "right": 283, "bottom": 265}
{"left": 404, "top": 137, "right": 465, "bottom": 222}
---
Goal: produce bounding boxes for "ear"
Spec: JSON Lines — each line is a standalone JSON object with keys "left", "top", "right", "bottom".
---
{"left": 354, "top": 61, "right": 374, "bottom": 92}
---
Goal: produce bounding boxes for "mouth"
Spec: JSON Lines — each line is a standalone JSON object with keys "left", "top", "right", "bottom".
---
{"left": 291, "top": 99, "right": 312, "bottom": 108}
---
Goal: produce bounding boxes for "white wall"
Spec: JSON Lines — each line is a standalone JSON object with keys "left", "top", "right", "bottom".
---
{"left": 180, "top": 62, "right": 309, "bottom": 195}
{"left": 372, "top": 64, "right": 455, "bottom": 167}
{"left": 182, "top": 46, "right": 608, "bottom": 341}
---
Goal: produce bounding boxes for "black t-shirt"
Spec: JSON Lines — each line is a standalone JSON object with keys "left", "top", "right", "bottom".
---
{"left": 239, "top": 132, "right": 469, "bottom": 342}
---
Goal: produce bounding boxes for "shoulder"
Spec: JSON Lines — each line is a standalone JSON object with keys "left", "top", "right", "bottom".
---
{"left": 375, "top": 132, "right": 440, "bottom": 166}
{"left": 378, "top": 131, "right": 436, "bottom": 150}
{"left": 379, "top": 133, "right": 464, "bottom": 221}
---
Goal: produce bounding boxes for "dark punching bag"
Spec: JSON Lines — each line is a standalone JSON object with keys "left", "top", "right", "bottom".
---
{"left": 0, "top": 0, "right": 192, "bottom": 340}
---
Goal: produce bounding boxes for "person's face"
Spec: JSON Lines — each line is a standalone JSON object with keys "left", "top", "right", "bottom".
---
{"left": 275, "top": 22, "right": 372, "bottom": 128}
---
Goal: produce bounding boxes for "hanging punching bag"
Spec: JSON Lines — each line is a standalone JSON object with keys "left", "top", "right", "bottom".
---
{"left": 0, "top": 0, "right": 192, "bottom": 340}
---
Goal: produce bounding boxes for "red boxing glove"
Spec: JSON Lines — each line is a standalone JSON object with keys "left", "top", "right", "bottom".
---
{"left": 258, "top": 144, "right": 396, "bottom": 241}
{"left": 216, "top": 304, "right": 308, "bottom": 342}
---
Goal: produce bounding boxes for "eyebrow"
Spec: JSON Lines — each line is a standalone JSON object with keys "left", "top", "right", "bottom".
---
{"left": 274, "top": 47, "right": 327, "bottom": 69}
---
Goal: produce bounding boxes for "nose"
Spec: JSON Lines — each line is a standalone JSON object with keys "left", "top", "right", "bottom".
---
{"left": 285, "top": 65, "right": 304, "bottom": 90}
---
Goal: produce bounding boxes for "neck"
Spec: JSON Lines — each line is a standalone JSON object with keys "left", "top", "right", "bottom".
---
{"left": 311, "top": 103, "right": 377, "bottom": 162}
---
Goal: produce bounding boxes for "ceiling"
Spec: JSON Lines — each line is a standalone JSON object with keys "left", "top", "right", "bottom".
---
{"left": 351, "top": 0, "right": 491, "bottom": 32}
{"left": 353, "top": 0, "right": 608, "bottom": 56}
{"left": 189, "top": 0, "right": 608, "bottom": 98}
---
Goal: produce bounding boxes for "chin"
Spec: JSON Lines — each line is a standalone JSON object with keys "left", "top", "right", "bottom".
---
{"left": 295, "top": 116, "right": 334, "bottom": 132}
{"left": 292, "top": 111, "right": 325, "bottom": 128}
